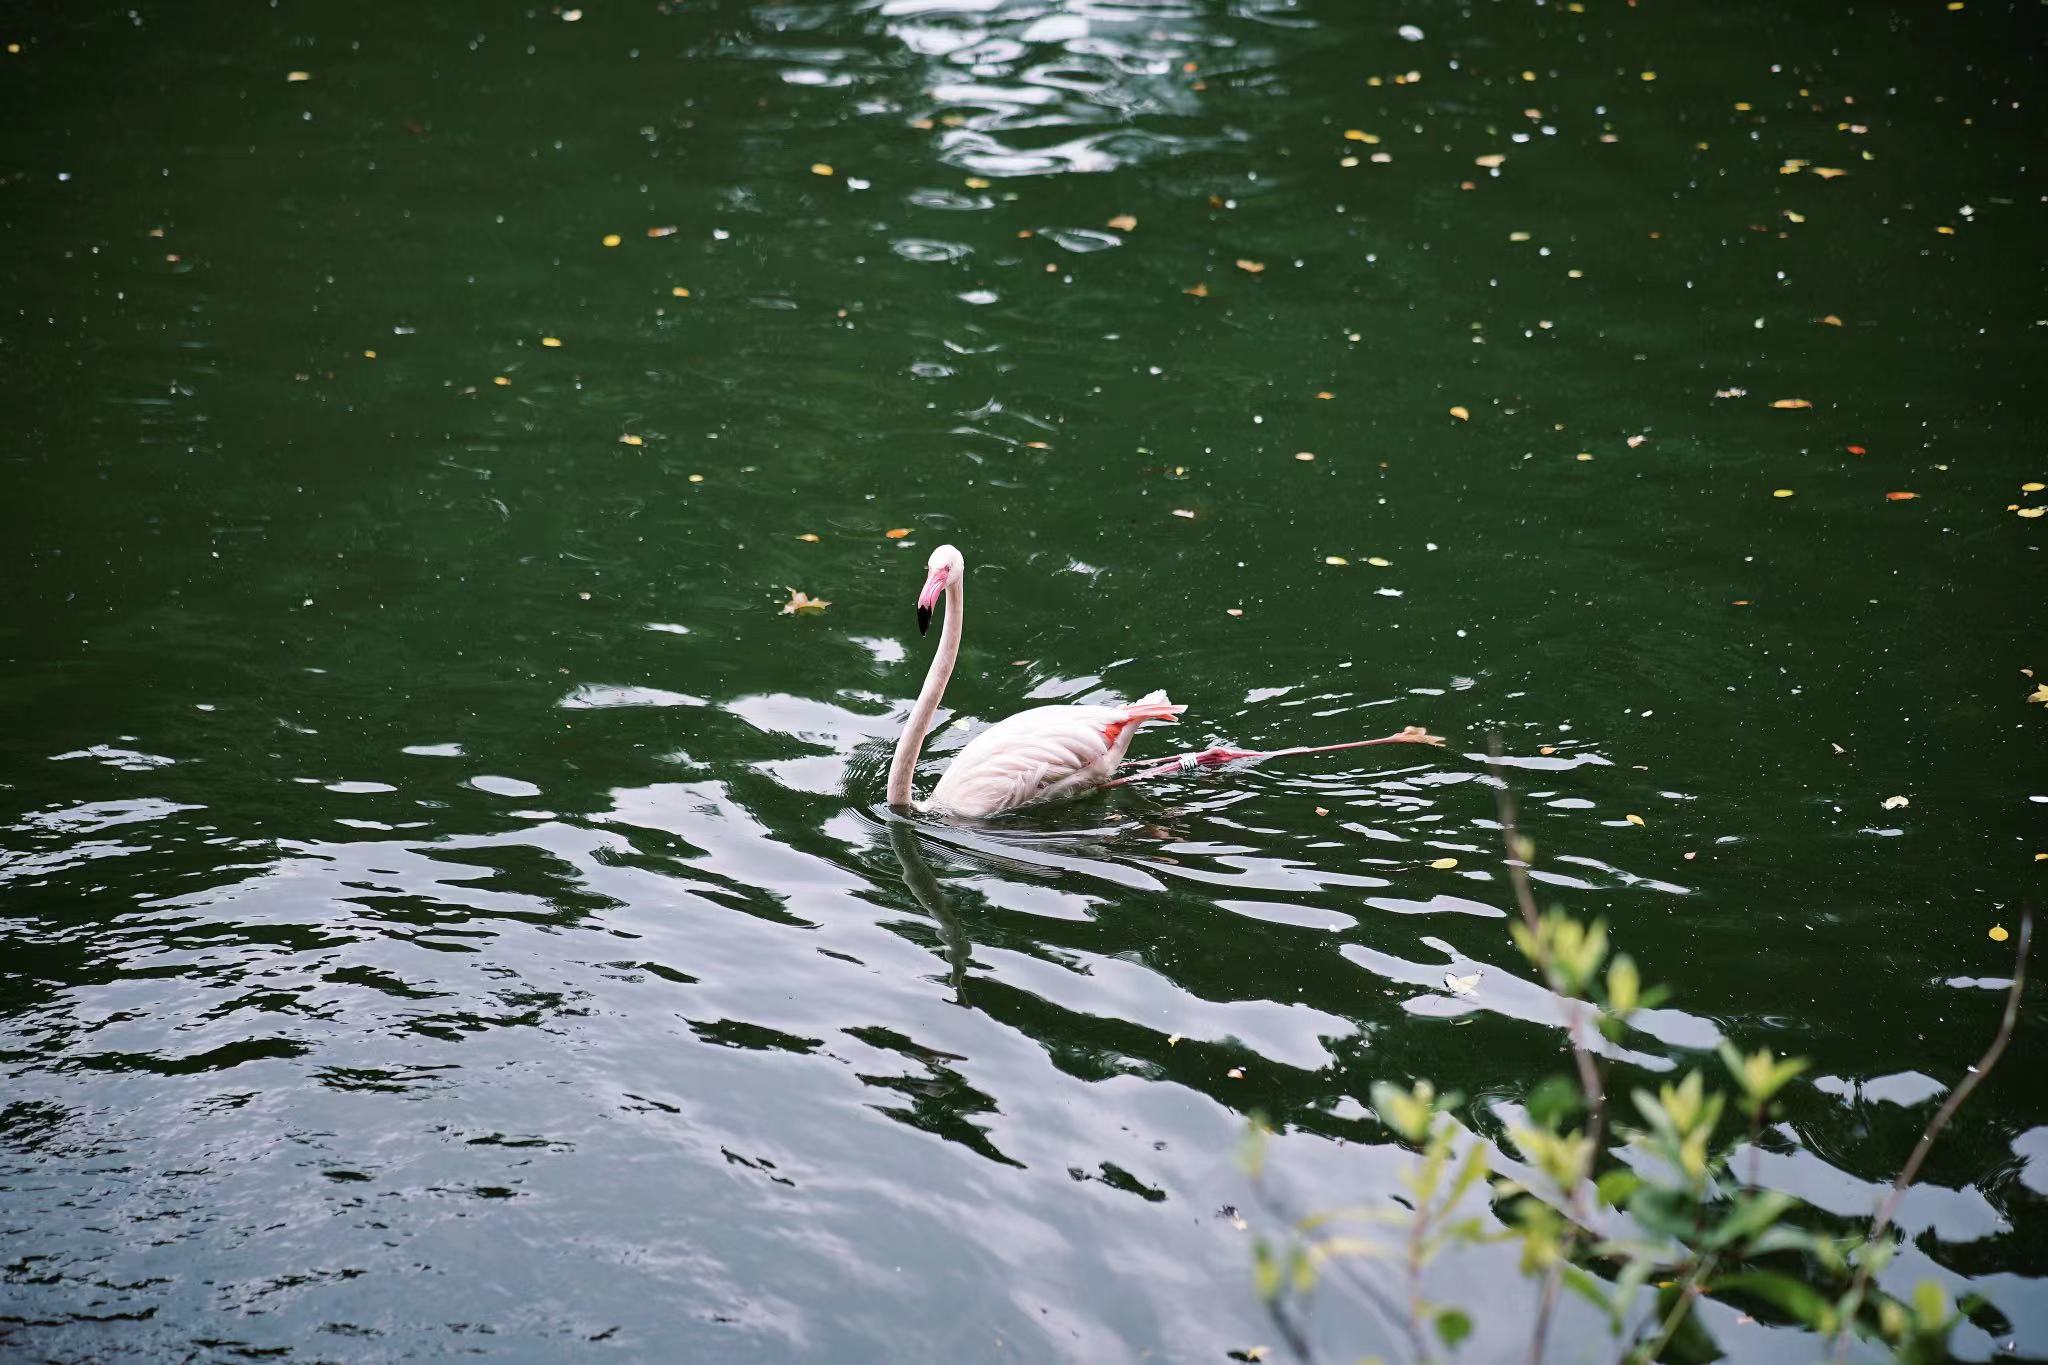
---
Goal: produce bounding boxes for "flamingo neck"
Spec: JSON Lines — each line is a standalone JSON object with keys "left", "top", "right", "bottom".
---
{"left": 887, "top": 574, "right": 963, "bottom": 809}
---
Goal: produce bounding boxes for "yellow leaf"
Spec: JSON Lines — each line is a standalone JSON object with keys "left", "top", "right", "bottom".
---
{"left": 1820, "top": 314, "right": 1843, "bottom": 326}
{"left": 1184, "top": 281, "right": 1209, "bottom": 298}
{"left": 1509, "top": 230, "right": 1531, "bottom": 242}
{"left": 1882, "top": 794, "right": 1909, "bottom": 810}
{"left": 1783, "top": 210, "right": 1806, "bottom": 223}
{"left": 363, "top": 349, "right": 377, "bottom": 359}
{"left": 1475, "top": 153, "right": 1506, "bottom": 168}
{"left": 1107, "top": 213, "right": 1137, "bottom": 231}
{"left": 1324, "top": 555, "right": 1349, "bottom": 566}
{"left": 1235, "top": 258, "right": 1265, "bottom": 274}
{"left": 963, "top": 176, "right": 990, "bottom": 189}
{"left": 2027, "top": 685, "right": 2048, "bottom": 705}
{"left": 781, "top": 588, "right": 830, "bottom": 614}
{"left": 541, "top": 336, "right": 563, "bottom": 347}
{"left": 1625, "top": 813, "right": 1645, "bottom": 826}
{"left": 1884, "top": 491, "right": 1918, "bottom": 501}
{"left": 286, "top": 70, "right": 311, "bottom": 82}
{"left": 1449, "top": 405, "right": 1470, "bottom": 421}
{"left": 1366, "top": 556, "right": 1391, "bottom": 567}
{"left": 687, "top": 473, "right": 704, "bottom": 483}
{"left": 492, "top": 376, "right": 510, "bottom": 386}
{"left": 2020, "top": 507, "right": 2046, "bottom": 519}
{"left": 1769, "top": 398, "right": 1812, "bottom": 409}
{"left": 797, "top": 533, "right": 820, "bottom": 542}
{"left": 2022, "top": 482, "right": 2045, "bottom": 492}
{"left": 1990, "top": 925, "right": 2009, "bottom": 943}
{"left": 1773, "top": 488, "right": 1795, "bottom": 498}
{"left": 810, "top": 162, "right": 835, "bottom": 176}
{"left": 1577, "top": 453, "right": 1594, "bottom": 462}
{"left": 1812, "top": 166, "right": 1847, "bottom": 178}
{"left": 619, "top": 433, "right": 643, "bottom": 447}
{"left": 647, "top": 225, "right": 679, "bottom": 238}
{"left": 1344, "top": 129, "right": 1380, "bottom": 143}
{"left": 885, "top": 528, "right": 911, "bottom": 539}
{"left": 1294, "top": 451, "right": 1315, "bottom": 462}
{"left": 601, "top": 233, "right": 622, "bottom": 248}
{"left": 1429, "top": 857, "right": 1458, "bottom": 869}
{"left": 1315, "top": 391, "right": 1334, "bottom": 400}
{"left": 1640, "top": 70, "right": 1657, "bottom": 81}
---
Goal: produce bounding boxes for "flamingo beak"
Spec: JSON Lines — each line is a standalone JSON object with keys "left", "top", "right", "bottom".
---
{"left": 916, "top": 570, "right": 946, "bottom": 636}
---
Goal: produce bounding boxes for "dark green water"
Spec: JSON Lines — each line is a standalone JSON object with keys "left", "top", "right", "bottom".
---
{"left": 3, "top": 0, "right": 2043, "bottom": 1359}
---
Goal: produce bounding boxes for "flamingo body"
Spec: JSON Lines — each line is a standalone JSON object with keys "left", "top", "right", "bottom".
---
{"left": 927, "top": 691, "right": 1182, "bottom": 818}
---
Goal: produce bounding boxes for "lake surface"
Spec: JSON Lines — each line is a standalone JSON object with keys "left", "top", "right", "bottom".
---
{"left": 3, "top": 1, "right": 2042, "bottom": 1359}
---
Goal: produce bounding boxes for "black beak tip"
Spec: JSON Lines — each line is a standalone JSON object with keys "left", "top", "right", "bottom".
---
{"left": 917, "top": 604, "right": 932, "bottom": 636}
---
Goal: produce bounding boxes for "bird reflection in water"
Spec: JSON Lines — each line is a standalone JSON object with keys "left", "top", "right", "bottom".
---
{"left": 887, "top": 816, "right": 971, "bottom": 1008}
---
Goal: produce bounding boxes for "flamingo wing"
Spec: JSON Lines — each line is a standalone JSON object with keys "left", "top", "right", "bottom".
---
{"left": 926, "top": 691, "right": 1183, "bottom": 817}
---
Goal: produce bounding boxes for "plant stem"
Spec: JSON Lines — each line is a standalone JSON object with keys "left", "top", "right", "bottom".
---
{"left": 1828, "top": 906, "right": 2031, "bottom": 1361}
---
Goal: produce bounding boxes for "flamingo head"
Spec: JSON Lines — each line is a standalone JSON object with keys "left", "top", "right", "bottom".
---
{"left": 917, "top": 543, "right": 964, "bottom": 635}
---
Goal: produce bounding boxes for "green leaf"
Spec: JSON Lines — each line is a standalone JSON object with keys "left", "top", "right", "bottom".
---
{"left": 1711, "top": 1270, "right": 1836, "bottom": 1332}
{"left": 1559, "top": 1264, "right": 1617, "bottom": 1328}
{"left": 1608, "top": 953, "right": 1641, "bottom": 1016}
{"left": 1525, "top": 1074, "right": 1583, "bottom": 1129}
{"left": 1252, "top": 1240, "right": 1281, "bottom": 1302}
{"left": 1706, "top": 1190, "right": 1796, "bottom": 1250}
{"left": 1596, "top": 1168, "right": 1644, "bottom": 1209}
{"left": 1910, "top": 1278, "right": 1953, "bottom": 1329}
{"left": 1434, "top": 1307, "right": 1473, "bottom": 1350}
{"left": 1652, "top": 1281, "right": 1726, "bottom": 1364}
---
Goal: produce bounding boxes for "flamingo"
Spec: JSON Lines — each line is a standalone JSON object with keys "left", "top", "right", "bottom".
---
{"left": 886, "top": 544, "right": 1444, "bottom": 817}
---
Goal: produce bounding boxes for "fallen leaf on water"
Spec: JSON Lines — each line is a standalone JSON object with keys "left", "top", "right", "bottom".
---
{"left": 1172, "top": 508, "right": 1196, "bottom": 520}
{"left": 1106, "top": 213, "right": 1137, "bottom": 231}
{"left": 1315, "top": 390, "right": 1334, "bottom": 400}
{"left": 1715, "top": 387, "right": 1748, "bottom": 398}
{"left": 2020, "top": 481, "right": 2046, "bottom": 492}
{"left": 810, "top": 163, "right": 835, "bottom": 176}
{"left": 1831, "top": 742, "right": 1847, "bottom": 754}
{"left": 619, "top": 434, "right": 644, "bottom": 447}
{"left": 1773, "top": 488, "right": 1795, "bottom": 498}
{"left": 1683, "top": 851, "right": 1697, "bottom": 860}
{"left": 671, "top": 286, "right": 692, "bottom": 298}
{"left": 884, "top": 528, "right": 911, "bottom": 539}
{"left": 1990, "top": 925, "right": 2010, "bottom": 943}
{"left": 1184, "top": 281, "right": 1209, "bottom": 298}
{"left": 1538, "top": 745, "right": 1556, "bottom": 756}
{"left": 1780, "top": 159, "right": 1810, "bottom": 175}
{"left": 1227, "top": 1067, "right": 1245, "bottom": 1080}
{"left": 1627, "top": 434, "right": 1647, "bottom": 448}
{"left": 1509, "top": 231, "right": 1531, "bottom": 242}
{"left": 1225, "top": 607, "right": 1244, "bottom": 618}
{"left": 1444, "top": 972, "right": 1480, "bottom": 995}
{"left": 796, "top": 533, "right": 820, "bottom": 542}
{"left": 1345, "top": 129, "right": 1380, "bottom": 143}
{"left": 687, "top": 473, "right": 704, "bottom": 483}
{"left": 1846, "top": 444, "right": 1867, "bottom": 455}
{"left": 1885, "top": 491, "right": 1919, "bottom": 501}
{"left": 1295, "top": 451, "right": 1316, "bottom": 462}
{"left": 2027, "top": 685, "right": 2048, "bottom": 705}
{"left": 601, "top": 233, "right": 622, "bottom": 248}
{"left": 2020, "top": 507, "right": 2046, "bottom": 519}
{"left": 1324, "top": 555, "right": 1349, "bottom": 566}
{"left": 1475, "top": 153, "right": 1506, "bottom": 168}
{"left": 493, "top": 376, "right": 510, "bottom": 386}
{"left": 286, "top": 70, "right": 311, "bottom": 82}
{"left": 1235, "top": 258, "right": 1265, "bottom": 274}
{"left": 647, "top": 225, "right": 678, "bottom": 238}
{"left": 1429, "top": 857, "right": 1458, "bottom": 869}
{"left": 1625, "top": 813, "right": 1646, "bottom": 827}
{"left": 1821, "top": 314, "right": 1844, "bottom": 326}
{"left": 1882, "top": 794, "right": 1909, "bottom": 810}
{"left": 1784, "top": 210, "right": 1806, "bottom": 223}
{"left": 1812, "top": 166, "right": 1847, "bottom": 178}
{"left": 1167, "top": 1034, "right": 1182, "bottom": 1046}
{"left": 541, "top": 336, "right": 563, "bottom": 347}
{"left": 363, "top": 349, "right": 377, "bottom": 359}
{"left": 1449, "top": 405, "right": 1471, "bottom": 421}
{"left": 1313, "top": 806, "right": 1328, "bottom": 816}
{"left": 1770, "top": 398, "right": 1813, "bottom": 409}
{"left": 781, "top": 588, "right": 830, "bottom": 615}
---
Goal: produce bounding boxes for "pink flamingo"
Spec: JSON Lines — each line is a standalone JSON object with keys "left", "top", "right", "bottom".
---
{"left": 887, "top": 544, "right": 1443, "bottom": 817}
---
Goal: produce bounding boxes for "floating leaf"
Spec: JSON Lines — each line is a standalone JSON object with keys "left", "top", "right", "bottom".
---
{"left": 1812, "top": 166, "right": 1847, "bottom": 178}
{"left": 781, "top": 588, "right": 830, "bottom": 615}
{"left": 1449, "top": 405, "right": 1471, "bottom": 422}
{"left": 1366, "top": 556, "right": 1391, "bottom": 567}
{"left": 1846, "top": 444, "right": 1867, "bottom": 455}
{"left": 492, "top": 376, "right": 510, "bottom": 386}
{"left": 1990, "top": 925, "right": 2009, "bottom": 942}
{"left": 1820, "top": 314, "right": 1844, "bottom": 326}
{"left": 1627, "top": 434, "right": 1647, "bottom": 448}
{"left": 1106, "top": 213, "right": 1137, "bottom": 231}
{"left": 1226, "top": 607, "right": 1244, "bottom": 617}
{"left": 1773, "top": 488, "right": 1795, "bottom": 498}
{"left": 884, "top": 528, "right": 911, "bottom": 539}
{"left": 1184, "top": 281, "right": 1210, "bottom": 298}
{"left": 810, "top": 163, "right": 835, "bottom": 176}
{"left": 1315, "top": 390, "right": 1334, "bottom": 400}
{"left": 1770, "top": 398, "right": 1812, "bottom": 409}
{"left": 1313, "top": 805, "right": 1328, "bottom": 816}
{"left": 796, "top": 533, "right": 820, "bottom": 543}
{"left": 1715, "top": 387, "right": 1747, "bottom": 398}
{"left": 618, "top": 433, "right": 643, "bottom": 447}
{"left": 1235, "top": 258, "right": 1265, "bottom": 274}
{"left": 2020, "top": 507, "right": 2046, "bottom": 519}
{"left": 1882, "top": 794, "right": 1909, "bottom": 810}
{"left": 541, "top": 336, "right": 563, "bottom": 347}
{"left": 1475, "top": 153, "right": 1506, "bottom": 168}
{"left": 647, "top": 225, "right": 679, "bottom": 238}
{"left": 1227, "top": 1066, "right": 1246, "bottom": 1079}
{"left": 1294, "top": 451, "right": 1316, "bottom": 462}
{"left": 2022, "top": 481, "right": 2045, "bottom": 493}
{"left": 1344, "top": 129, "right": 1380, "bottom": 143}
{"left": 1429, "top": 857, "right": 1459, "bottom": 870}
{"left": 1509, "top": 230, "right": 1531, "bottom": 242}
{"left": 286, "top": 70, "right": 311, "bottom": 82}
{"left": 1884, "top": 491, "right": 1919, "bottom": 501}
{"left": 963, "top": 176, "right": 990, "bottom": 189}
{"left": 1626, "top": 813, "right": 1646, "bottom": 827}
{"left": 601, "top": 233, "right": 622, "bottom": 248}
{"left": 2028, "top": 685, "right": 2048, "bottom": 705}
{"left": 1324, "top": 555, "right": 1349, "bottom": 566}
{"left": 1172, "top": 508, "right": 1196, "bottom": 520}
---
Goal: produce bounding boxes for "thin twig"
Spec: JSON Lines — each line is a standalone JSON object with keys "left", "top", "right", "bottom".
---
{"left": 1486, "top": 736, "right": 1609, "bottom": 1365}
{"left": 1828, "top": 906, "right": 2032, "bottom": 1361}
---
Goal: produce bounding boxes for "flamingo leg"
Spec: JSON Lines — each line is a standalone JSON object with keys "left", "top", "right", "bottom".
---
{"left": 1106, "top": 727, "right": 1444, "bottom": 788}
